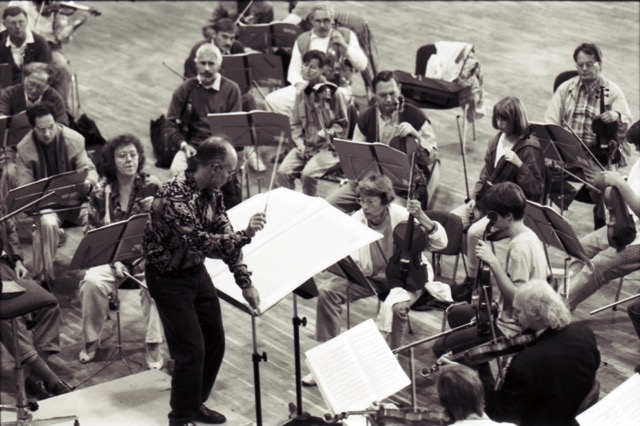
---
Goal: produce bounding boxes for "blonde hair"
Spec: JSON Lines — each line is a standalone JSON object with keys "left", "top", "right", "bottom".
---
{"left": 514, "top": 280, "right": 571, "bottom": 330}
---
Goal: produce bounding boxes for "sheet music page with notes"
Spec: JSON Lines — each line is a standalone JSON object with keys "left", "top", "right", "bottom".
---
{"left": 576, "top": 373, "right": 640, "bottom": 426}
{"left": 305, "top": 319, "right": 410, "bottom": 415}
{"left": 204, "top": 188, "right": 382, "bottom": 314}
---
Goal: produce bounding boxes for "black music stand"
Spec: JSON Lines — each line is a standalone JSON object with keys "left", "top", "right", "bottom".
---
{"left": 531, "top": 122, "right": 594, "bottom": 213}
{"left": 204, "top": 188, "right": 382, "bottom": 426}
{"left": 333, "top": 138, "right": 412, "bottom": 192}
{"left": 237, "top": 22, "right": 302, "bottom": 52}
{"left": 68, "top": 214, "right": 148, "bottom": 386}
{"left": 206, "top": 111, "right": 291, "bottom": 197}
{"left": 523, "top": 200, "right": 592, "bottom": 298}
{"left": 221, "top": 52, "right": 285, "bottom": 94}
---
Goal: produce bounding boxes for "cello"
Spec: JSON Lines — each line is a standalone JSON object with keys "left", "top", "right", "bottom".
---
{"left": 603, "top": 141, "right": 637, "bottom": 249}
{"left": 385, "top": 153, "right": 429, "bottom": 292}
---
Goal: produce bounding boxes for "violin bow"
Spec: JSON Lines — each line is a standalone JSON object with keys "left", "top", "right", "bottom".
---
{"left": 234, "top": 0, "right": 254, "bottom": 26}
{"left": 263, "top": 130, "right": 287, "bottom": 214}
{"left": 456, "top": 114, "right": 471, "bottom": 202}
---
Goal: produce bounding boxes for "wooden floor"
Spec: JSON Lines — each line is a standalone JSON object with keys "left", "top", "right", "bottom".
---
{"left": 1, "top": 2, "right": 639, "bottom": 425}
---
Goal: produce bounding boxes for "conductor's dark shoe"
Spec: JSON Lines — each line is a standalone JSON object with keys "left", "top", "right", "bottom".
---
{"left": 169, "top": 422, "right": 196, "bottom": 426}
{"left": 195, "top": 405, "right": 226, "bottom": 424}
{"left": 48, "top": 380, "right": 73, "bottom": 395}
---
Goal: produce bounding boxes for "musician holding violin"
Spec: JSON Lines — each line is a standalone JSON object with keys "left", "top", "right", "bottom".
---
{"left": 545, "top": 42, "right": 632, "bottom": 230}
{"left": 450, "top": 96, "right": 544, "bottom": 300}
{"left": 484, "top": 280, "right": 600, "bottom": 426}
{"left": 433, "top": 183, "right": 549, "bottom": 389}
{"left": 276, "top": 49, "right": 348, "bottom": 196}
{"left": 326, "top": 70, "right": 438, "bottom": 213}
{"left": 301, "top": 174, "right": 446, "bottom": 386}
{"left": 567, "top": 120, "right": 640, "bottom": 311}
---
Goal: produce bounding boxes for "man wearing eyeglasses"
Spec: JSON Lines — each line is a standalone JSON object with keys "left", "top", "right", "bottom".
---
{"left": 545, "top": 42, "right": 632, "bottom": 230}
{"left": 165, "top": 43, "right": 243, "bottom": 208}
{"left": 13, "top": 101, "right": 98, "bottom": 282}
{"left": 0, "top": 62, "right": 67, "bottom": 125}
{"left": 143, "top": 136, "right": 266, "bottom": 426}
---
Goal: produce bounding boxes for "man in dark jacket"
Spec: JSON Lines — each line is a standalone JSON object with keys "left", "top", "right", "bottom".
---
{"left": 0, "top": 6, "right": 51, "bottom": 87}
{"left": 485, "top": 280, "right": 600, "bottom": 426}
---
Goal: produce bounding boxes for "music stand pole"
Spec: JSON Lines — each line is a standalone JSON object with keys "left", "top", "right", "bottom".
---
{"left": 292, "top": 294, "right": 305, "bottom": 416}
{"left": 251, "top": 314, "right": 267, "bottom": 426}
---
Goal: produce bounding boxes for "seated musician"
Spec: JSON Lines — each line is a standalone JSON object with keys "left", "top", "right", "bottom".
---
{"left": 14, "top": 101, "right": 98, "bottom": 283}
{"left": 78, "top": 134, "right": 164, "bottom": 368}
{"left": 0, "top": 62, "right": 68, "bottom": 125}
{"left": 184, "top": 18, "right": 246, "bottom": 77}
{"left": 567, "top": 120, "right": 640, "bottom": 311}
{"left": 276, "top": 49, "right": 348, "bottom": 196}
{"left": 0, "top": 170, "right": 71, "bottom": 400}
{"left": 165, "top": 43, "right": 244, "bottom": 208}
{"left": 545, "top": 42, "right": 633, "bottom": 230}
{"left": 325, "top": 70, "right": 438, "bottom": 212}
{"left": 451, "top": 97, "right": 544, "bottom": 298}
{"left": 436, "top": 364, "right": 515, "bottom": 426}
{"left": 9, "top": 0, "right": 99, "bottom": 110}
{"left": 0, "top": 6, "right": 52, "bottom": 87}
{"left": 302, "top": 173, "right": 447, "bottom": 386}
{"left": 264, "top": 2, "right": 368, "bottom": 116}
{"left": 210, "top": 1, "right": 274, "bottom": 25}
{"left": 183, "top": 17, "right": 263, "bottom": 171}
{"left": 485, "top": 280, "right": 600, "bottom": 426}
{"left": 433, "top": 182, "right": 549, "bottom": 388}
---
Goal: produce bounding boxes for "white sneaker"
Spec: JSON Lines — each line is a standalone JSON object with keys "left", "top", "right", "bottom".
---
{"left": 146, "top": 342, "right": 163, "bottom": 370}
{"left": 301, "top": 373, "right": 316, "bottom": 386}
{"left": 245, "top": 147, "right": 266, "bottom": 172}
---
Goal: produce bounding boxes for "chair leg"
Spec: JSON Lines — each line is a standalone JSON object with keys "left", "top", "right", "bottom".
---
{"left": 612, "top": 277, "right": 625, "bottom": 311}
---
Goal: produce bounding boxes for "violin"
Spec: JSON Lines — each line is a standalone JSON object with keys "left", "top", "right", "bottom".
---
{"left": 422, "top": 332, "right": 537, "bottom": 377}
{"left": 309, "top": 82, "right": 338, "bottom": 157}
{"left": 603, "top": 141, "right": 637, "bottom": 249}
{"left": 39, "top": 1, "right": 102, "bottom": 17}
{"left": 474, "top": 212, "right": 498, "bottom": 337}
{"left": 385, "top": 153, "right": 429, "bottom": 292}
{"left": 330, "top": 408, "right": 450, "bottom": 426}
{"left": 591, "top": 86, "right": 620, "bottom": 164}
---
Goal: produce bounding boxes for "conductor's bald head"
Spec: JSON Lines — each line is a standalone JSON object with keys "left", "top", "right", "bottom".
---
{"left": 189, "top": 136, "right": 237, "bottom": 191}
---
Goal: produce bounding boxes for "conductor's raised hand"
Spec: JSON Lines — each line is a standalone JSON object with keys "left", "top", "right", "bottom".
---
{"left": 245, "top": 212, "right": 266, "bottom": 238}
{"left": 181, "top": 142, "right": 197, "bottom": 158}
{"left": 242, "top": 286, "right": 261, "bottom": 315}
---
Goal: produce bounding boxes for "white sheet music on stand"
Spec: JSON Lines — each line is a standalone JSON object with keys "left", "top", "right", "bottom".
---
{"left": 576, "top": 373, "right": 640, "bottom": 426}
{"left": 204, "top": 188, "right": 382, "bottom": 314}
{"left": 305, "top": 319, "right": 411, "bottom": 415}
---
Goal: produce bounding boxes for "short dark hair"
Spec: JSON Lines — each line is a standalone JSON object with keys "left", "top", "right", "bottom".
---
{"left": 491, "top": 96, "right": 529, "bottom": 136}
{"left": 186, "top": 135, "right": 232, "bottom": 172}
{"left": 573, "top": 43, "right": 603, "bottom": 63}
{"left": 102, "top": 134, "right": 146, "bottom": 183}
{"left": 372, "top": 70, "right": 398, "bottom": 92}
{"left": 626, "top": 120, "right": 640, "bottom": 150}
{"left": 26, "top": 101, "right": 56, "bottom": 127}
{"left": 302, "top": 49, "right": 328, "bottom": 68}
{"left": 3, "top": 6, "right": 27, "bottom": 20}
{"left": 479, "top": 182, "right": 527, "bottom": 220}
{"left": 437, "top": 364, "right": 485, "bottom": 421}
{"left": 355, "top": 173, "right": 395, "bottom": 206}
{"left": 212, "top": 17, "right": 235, "bottom": 33}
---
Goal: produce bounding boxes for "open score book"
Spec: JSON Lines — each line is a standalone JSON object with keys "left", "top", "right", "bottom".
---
{"left": 305, "top": 319, "right": 411, "bottom": 415}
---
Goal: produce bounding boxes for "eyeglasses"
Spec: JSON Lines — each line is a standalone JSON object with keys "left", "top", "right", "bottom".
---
{"left": 356, "top": 197, "right": 382, "bottom": 207}
{"left": 34, "top": 123, "right": 55, "bottom": 133}
{"left": 575, "top": 61, "right": 599, "bottom": 70}
{"left": 313, "top": 18, "right": 332, "bottom": 25}
{"left": 116, "top": 151, "right": 138, "bottom": 160}
{"left": 211, "top": 163, "right": 237, "bottom": 176}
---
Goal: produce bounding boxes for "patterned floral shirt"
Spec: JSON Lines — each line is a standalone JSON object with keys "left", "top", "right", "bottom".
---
{"left": 87, "top": 173, "right": 160, "bottom": 231}
{"left": 142, "top": 169, "right": 252, "bottom": 288}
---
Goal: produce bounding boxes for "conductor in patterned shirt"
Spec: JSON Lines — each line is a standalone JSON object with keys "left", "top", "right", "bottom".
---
{"left": 142, "top": 136, "right": 266, "bottom": 426}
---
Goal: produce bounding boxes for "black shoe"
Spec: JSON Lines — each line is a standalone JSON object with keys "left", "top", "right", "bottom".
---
{"left": 195, "top": 404, "right": 226, "bottom": 424}
{"left": 169, "top": 422, "right": 196, "bottom": 426}
{"left": 25, "top": 378, "right": 53, "bottom": 400}
{"left": 48, "top": 380, "right": 73, "bottom": 395}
